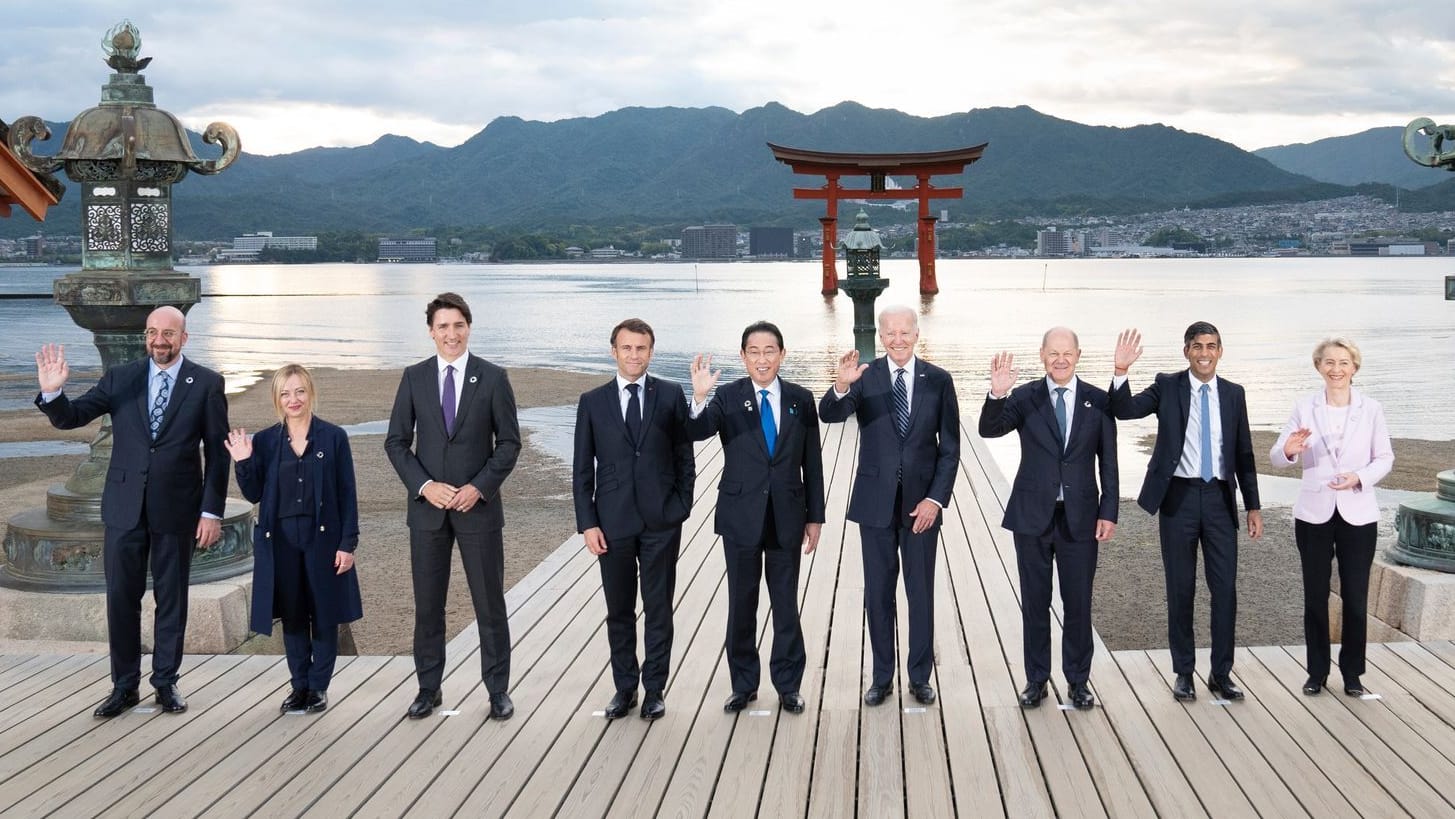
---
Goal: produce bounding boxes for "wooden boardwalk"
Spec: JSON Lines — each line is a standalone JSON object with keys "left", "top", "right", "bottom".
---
{"left": 2, "top": 421, "right": 1454, "bottom": 817}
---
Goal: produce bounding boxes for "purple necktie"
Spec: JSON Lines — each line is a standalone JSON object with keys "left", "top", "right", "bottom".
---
{"left": 442, "top": 364, "right": 457, "bottom": 436}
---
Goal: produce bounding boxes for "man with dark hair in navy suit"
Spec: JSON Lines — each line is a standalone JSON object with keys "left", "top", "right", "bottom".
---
{"left": 819, "top": 306, "right": 960, "bottom": 707}
{"left": 36, "top": 305, "right": 230, "bottom": 718}
{"left": 979, "top": 326, "right": 1117, "bottom": 710}
{"left": 687, "top": 321, "right": 825, "bottom": 716}
{"left": 386, "top": 292, "right": 521, "bottom": 721}
{"left": 1110, "top": 323, "right": 1262, "bottom": 702}
{"left": 573, "top": 318, "right": 696, "bottom": 721}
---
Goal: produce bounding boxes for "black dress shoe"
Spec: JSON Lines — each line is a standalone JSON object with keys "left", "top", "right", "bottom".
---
{"left": 863, "top": 682, "right": 893, "bottom": 707}
{"left": 1303, "top": 676, "right": 1325, "bottom": 696}
{"left": 1172, "top": 673, "right": 1196, "bottom": 702}
{"left": 723, "top": 691, "right": 757, "bottom": 713}
{"left": 489, "top": 692, "right": 514, "bottom": 720}
{"left": 155, "top": 684, "right": 188, "bottom": 713}
{"left": 1343, "top": 677, "right": 1367, "bottom": 697}
{"left": 1068, "top": 681, "right": 1095, "bottom": 709}
{"left": 1019, "top": 681, "right": 1048, "bottom": 708}
{"left": 93, "top": 687, "right": 140, "bottom": 718}
{"left": 910, "top": 682, "right": 936, "bottom": 705}
{"left": 604, "top": 689, "right": 637, "bottom": 720}
{"left": 304, "top": 690, "right": 328, "bottom": 713}
{"left": 780, "top": 692, "right": 805, "bottom": 714}
{"left": 406, "top": 688, "right": 442, "bottom": 719}
{"left": 1207, "top": 675, "right": 1245, "bottom": 701}
{"left": 641, "top": 690, "right": 666, "bottom": 721}
{"left": 281, "top": 688, "right": 310, "bottom": 712}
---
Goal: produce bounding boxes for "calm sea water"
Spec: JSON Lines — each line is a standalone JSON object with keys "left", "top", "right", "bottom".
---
{"left": 2, "top": 258, "right": 1451, "bottom": 443}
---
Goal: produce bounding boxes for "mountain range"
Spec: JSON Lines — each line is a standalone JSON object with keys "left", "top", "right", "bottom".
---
{"left": 5, "top": 102, "right": 1453, "bottom": 240}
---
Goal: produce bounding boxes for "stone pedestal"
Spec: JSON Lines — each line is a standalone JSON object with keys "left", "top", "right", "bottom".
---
{"left": 2, "top": 497, "right": 253, "bottom": 592}
{"left": 1327, "top": 531, "right": 1455, "bottom": 644}
{"left": 0, "top": 572, "right": 254, "bottom": 653}
{"left": 1389, "top": 470, "right": 1455, "bottom": 572}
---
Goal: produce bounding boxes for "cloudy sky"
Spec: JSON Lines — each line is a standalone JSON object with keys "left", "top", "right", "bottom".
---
{"left": 4, "top": 1, "right": 1453, "bottom": 156}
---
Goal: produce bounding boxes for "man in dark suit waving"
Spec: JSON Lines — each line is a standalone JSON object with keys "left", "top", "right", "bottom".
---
{"left": 1110, "top": 323, "right": 1262, "bottom": 702}
{"left": 979, "top": 327, "right": 1117, "bottom": 710}
{"left": 36, "top": 305, "right": 229, "bottom": 718}
{"left": 687, "top": 321, "right": 825, "bottom": 715}
{"left": 386, "top": 292, "right": 521, "bottom": 720}
{"left": 573, "top": 318, "right": 696, "bottom": 721}
{"left": 819, "top": 306, "right": 959, "bottom": 707}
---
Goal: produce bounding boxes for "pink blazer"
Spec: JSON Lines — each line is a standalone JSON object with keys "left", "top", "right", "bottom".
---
{"left": 1270, "top": 387, "right": 1393, "bottom": 526}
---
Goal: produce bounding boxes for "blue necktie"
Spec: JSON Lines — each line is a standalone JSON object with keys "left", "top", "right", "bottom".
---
{"left": 893, "top": 368, "right": 909, "bottom": 439}
{"left": 441, "top": 364, "right": 456, "bottom": 436}
{"left": 1054, "top": 387, "right": 1068, "bottom": 450}
{"left": 149, "top": 371, "right": 171, "bottom": 440}
{"left": 1200, "top": 383, "right": 1214, "bottom": 481}
{"left": 759, "top": 389, "right": 777, "bottom": 457}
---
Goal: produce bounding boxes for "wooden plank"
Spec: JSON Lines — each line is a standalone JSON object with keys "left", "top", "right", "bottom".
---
{"left": 0, "top": 654, "right": 108, "bottom": 732}
{"left": 1420, "top": 640, "right": 1455, "bottom": 671}
{"left": 9, "top": 654, "right": 280, "bottom": 817}
{"left": 0, "top": 654, "right": 241, "bottom": 795}
{"left": 1250, "top": 645, "right": 1447, "bottom": 816}
{"left": 1377, "top": 642, "right": 1455, "bottom": 729}
{"left": 141, "top": 656, "right": 387, "bottom": 815}
{"left": 209, "top": 656, "right": 420, "bottom": 817}
{"left": 1355, "top": 645, "right": 1455, "bottom": 766}
{"left": 897, "top": 565, "right": 953, "bottom": 819}
{"left": 1143, "top": 648, "right": 1309, "bottom": 818}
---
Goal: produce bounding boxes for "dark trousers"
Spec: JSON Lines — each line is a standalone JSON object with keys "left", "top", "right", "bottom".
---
{"left": 104, "top": 520, "right": 193, "bottom": 690}
{"left": 1296, "top": 511, "right": 1377, "bottom": 682}
{"left": 409, "top": 518, "right": 510, "bottom": 694}
{"left": 275, "top": 519, "right": 339, "bottom": 691}
{"left": 861, "top": 491, "right": 938, "bottom": 686}
{"left": 1158, "top": 477, "right": 1238, "bottom": 677}
{"left": 1013, "top": 505, "right": 1098, "bottom": 684}
{"left": 722, "top": 503, "right": 805, "bottom": 695}
{"left": 598, "top": 526, "right": 681, "bottom": 693}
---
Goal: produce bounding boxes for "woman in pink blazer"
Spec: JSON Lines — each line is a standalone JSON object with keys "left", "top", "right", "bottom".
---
{"left": 1271, "top": 337, "right": 1393, "bottom": 697}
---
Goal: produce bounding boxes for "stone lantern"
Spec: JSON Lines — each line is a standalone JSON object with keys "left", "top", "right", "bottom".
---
{"left": 1390, "top": 116, "right": 1455, "bottom": 572}
{"left": 837, "top": 210, "right": 891, "bottom": 362}
{"left": 2, "top": 21, "right": 251, "bottom": 591}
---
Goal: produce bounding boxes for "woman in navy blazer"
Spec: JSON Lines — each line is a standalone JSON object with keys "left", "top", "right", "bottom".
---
{"left": 224, "top": 364, "right": 364, "bottom": 713}
{"left": 1271, "top": 338, "right": 1393, "bottom": 698}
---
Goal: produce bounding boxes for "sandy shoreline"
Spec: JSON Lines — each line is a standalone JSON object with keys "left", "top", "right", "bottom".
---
{"left": 2, "top": 367, "right": 1450, "bottom": 655}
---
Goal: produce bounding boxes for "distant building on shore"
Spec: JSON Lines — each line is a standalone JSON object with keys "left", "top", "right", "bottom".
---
{"left": 1036, "top": 227, "right": 1090, "bottom": 257}
{"left": 219, "top": 231, "right": 318, "bottom": 262}
{"left": 1329, "top": 238, "right": 1437, "bottom": 256}
{"left": 379, "top": 237, "right": 437, "bottom": 263}
{"left": 681, "top": 224, "right": 737, "bottom": 259}
{"left": 748, "top": 227, "right": 793, "bottom": 258}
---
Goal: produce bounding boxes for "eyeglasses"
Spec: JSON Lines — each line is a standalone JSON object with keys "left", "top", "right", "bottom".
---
{"left": 144, "top": 328, "right": 181, "bottom": 341}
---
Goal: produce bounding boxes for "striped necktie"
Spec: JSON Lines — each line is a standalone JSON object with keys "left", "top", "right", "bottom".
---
{"left": 149, "top": 371, "right": 171, "bottom": 440}
{"left": 893, "top": 368, "right": 909, "bottom": 439}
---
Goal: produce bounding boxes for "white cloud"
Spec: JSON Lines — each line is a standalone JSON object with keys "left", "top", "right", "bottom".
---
{"left": 2, "top": 0, "right": 1452, "bottom": 155}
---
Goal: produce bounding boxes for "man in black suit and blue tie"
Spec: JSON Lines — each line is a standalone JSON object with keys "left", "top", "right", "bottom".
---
{"left": 573, "top": 318, "right": 696, "bottom": 721}
{"left": 36, "top": 305, "right": 230, "bottom": 718}
{"left": 386, "top": 292, "right": 521, "bottom": 721}
{"left": 819, "top": 306, "right": 960, "bottom": 707}
{"left": 978, "top": 327, "right": 1117, "bottom": 710}
{"left": 687, "top": 321, "right": 825, "bottom": 715}
{"left": 1110, "top": 323, "right": 1262, "bottom": 702}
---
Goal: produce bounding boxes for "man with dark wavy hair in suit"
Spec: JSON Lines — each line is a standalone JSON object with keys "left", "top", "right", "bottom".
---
{"left": 387, "top": 292, "right": 521, "bottom": 721}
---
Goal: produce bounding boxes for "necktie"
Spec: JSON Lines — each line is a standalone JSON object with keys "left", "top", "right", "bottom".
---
{"left": 1054, "top": 387, "right": 1068, "bottom": 449}
{"left": 759, "top": 389, "right": 777, "bottom": 457}
{"left": 441, "top": 364, "right": 457, "bottom": 436}
{"left": 893, "top": 368, "right": 909, "bottom": 439}
{"left": 625, "top": 383, "right": 643, "bottom": 443}
{"left": 1200, "top": 383, "right": 1214, "bottom": 481}
{"left": 149, "top": 371, "right": 171, "bottom": 440}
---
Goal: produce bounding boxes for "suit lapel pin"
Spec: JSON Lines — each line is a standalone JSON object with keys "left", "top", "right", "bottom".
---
{"left": 185, "top": 376, "right": 194, "bottom": 384}
{"left": 469, "top": 376, "right": 478, "bottom": 383}
{"left": 744, "top": 399, "right": 754, "bottom": 411}
{"left": 316, "top": 451, "right": 324, "bottom": 458}
{"left": 788, "top": 403, "right": 798, "bottom": 415}
{"left": 1083, "top": 400, "right": 1092, "bottom": 408}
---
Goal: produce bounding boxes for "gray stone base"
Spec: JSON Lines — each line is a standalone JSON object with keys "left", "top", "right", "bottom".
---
{"left": 1327, "top": 536, "right": 1455, "bottom": 643}
{"left": 0, "top": 573, "right": 254, "bottom": 654}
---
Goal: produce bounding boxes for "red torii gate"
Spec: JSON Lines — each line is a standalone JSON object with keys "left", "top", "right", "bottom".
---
{"left": 767, "top": 142, "right": 987, "bottom": 295}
